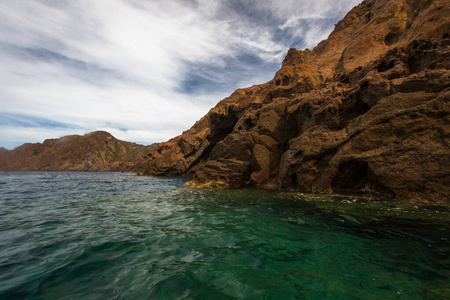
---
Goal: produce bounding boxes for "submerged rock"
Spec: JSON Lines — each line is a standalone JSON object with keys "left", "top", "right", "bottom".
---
{"left": 139, "top": 0, "right": 450, "bottom": 203}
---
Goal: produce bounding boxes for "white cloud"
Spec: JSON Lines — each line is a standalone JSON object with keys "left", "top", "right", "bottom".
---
{"left": 0, "top": 0, "right": 361, "bottom": 149}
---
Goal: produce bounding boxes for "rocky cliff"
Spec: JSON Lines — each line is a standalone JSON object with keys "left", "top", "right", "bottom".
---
{"left": 0, "top": 131, "right": 158, "bottom": 171}
{"left": 138, "top": 0, "right": 450, "bottom": 203}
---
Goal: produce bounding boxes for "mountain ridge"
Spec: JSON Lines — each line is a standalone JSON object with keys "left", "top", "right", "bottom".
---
{"left": 0, "top": 131, "right": 158, "bottom": 172}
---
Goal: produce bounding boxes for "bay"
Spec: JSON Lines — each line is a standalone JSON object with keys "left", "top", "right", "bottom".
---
{"left": 0, "top": 171, "right": 449, "bottom": 299}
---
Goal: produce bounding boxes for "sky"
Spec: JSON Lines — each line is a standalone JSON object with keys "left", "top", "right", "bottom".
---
{"left": 0, "top": 0, "right": 361, "bottom": 149}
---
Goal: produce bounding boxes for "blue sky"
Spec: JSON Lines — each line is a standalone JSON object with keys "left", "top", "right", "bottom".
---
{"left": 0, "top": 0, "right": 361, "bottom": 149}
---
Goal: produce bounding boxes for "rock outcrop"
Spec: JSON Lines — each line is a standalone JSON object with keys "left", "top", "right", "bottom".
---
{"left": 139, "top": 0, "right": 450, "bottom": 203}
{"left": 0, "top": 131, "right": 158, "bottom": 172}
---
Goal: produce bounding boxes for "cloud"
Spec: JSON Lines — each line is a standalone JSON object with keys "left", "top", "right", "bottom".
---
{"left": 0, "top": 0, "right": 361, "bottom": 149}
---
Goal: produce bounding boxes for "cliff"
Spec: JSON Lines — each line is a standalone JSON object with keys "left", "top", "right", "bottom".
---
{"left": 138, "top": 0, "right": 450, "bottom": 203}
{"left": 0, "top": 131, "right": 158, "bottom": 172}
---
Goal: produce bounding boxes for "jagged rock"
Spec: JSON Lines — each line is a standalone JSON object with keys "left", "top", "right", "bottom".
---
{"left": 139, "top": 0, "right": 450, "bottom": 203}
{"left": 0, "top": 131, "right": 157, "bottom": 172}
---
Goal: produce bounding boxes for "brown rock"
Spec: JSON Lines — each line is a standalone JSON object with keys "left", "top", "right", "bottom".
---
{"left": 139, "top": 0, "right": 450, "bottom": 203}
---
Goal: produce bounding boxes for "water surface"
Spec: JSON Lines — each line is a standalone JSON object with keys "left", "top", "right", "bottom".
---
{"left": 0, "top": 172, "right": 449, "bottom": 299}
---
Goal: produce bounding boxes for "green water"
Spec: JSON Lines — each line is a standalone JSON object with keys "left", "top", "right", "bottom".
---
{"left": 0, "top": 172, "right": 449, "bottom": 299}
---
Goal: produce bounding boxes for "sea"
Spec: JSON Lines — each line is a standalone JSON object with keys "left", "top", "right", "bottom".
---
{"left": 0, "top": 171, "right": 449, "bottom": 299}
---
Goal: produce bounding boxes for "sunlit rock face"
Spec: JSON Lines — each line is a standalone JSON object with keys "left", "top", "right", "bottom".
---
{"left": 140, "top": 0, "right": 450, "bottom": 203}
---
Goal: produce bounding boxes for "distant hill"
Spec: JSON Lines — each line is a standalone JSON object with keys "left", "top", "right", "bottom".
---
{"left": 0, "top": 131, "right": 158, "bottom": 172}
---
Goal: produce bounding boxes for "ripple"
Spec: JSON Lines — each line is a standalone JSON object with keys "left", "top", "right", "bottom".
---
{"left": 0, "top": 171, "right": 449, "bottom": 299}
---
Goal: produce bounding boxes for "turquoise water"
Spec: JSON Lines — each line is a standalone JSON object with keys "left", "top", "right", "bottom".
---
{"left": 0, "top": 172, "right": 449, "bottom": 299}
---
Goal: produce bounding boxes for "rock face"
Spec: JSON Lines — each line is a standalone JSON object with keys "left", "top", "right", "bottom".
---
{"left": 0, "top": 131, "right": 158, "bottom": 172}
{"left": 139, "top": 0, "right": 450, "bottom": 203}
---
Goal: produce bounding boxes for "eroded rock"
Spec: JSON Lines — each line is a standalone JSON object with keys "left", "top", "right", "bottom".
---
{"left": 139, "top": 0, "right": 450, "bottom": 203}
